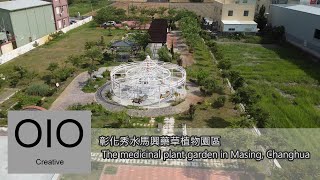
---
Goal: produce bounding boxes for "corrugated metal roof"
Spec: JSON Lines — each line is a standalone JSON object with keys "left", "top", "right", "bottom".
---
{"left": 221, "top": 20, "right": 257, "bottom": 25}
{"left": 0, "top": 0, "right": 51, "bottom": 11}
{"left": 273, "top": 4, "right": 320, "bottom": 16}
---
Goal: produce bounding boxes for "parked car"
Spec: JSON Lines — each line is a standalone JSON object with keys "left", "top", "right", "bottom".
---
{"left": 70, "top": 20, "right": 77, "bottom": 25}
{"left": 102, "top": 21, "right": 116, "bottom": 28}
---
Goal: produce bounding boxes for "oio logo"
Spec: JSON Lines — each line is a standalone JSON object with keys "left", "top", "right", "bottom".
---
{"left": 8, "top": 111, "right": 91, "bottom": 174}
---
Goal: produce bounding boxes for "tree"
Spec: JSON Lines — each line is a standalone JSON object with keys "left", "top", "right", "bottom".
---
{"left": 188, "top": 104, "right": 196, "bottom": 119}
{"left": 13, "top": 65, "right": 28, "bottom": 79}
{"left": 231, "top": 87, "right": 261, "bottom": 106}
{"left": 85, "top": 46, "right": 103, "bottom": 78}
{"left": 247, "top": 106, "right": 269, "bottom": 128}
{"left": 229, "top": 71, "right": 245, "bottom": 90}
{"left": 130, "top": 32, "right": 150, "bottom": 51}
{"left": 217, "top": 60, "right": 231, "bottom": 70}
{"left": 68, "top": 55, "right": 84, "bottom": 68}
{"left": 95, "top": 6, "right": 126, "bottom": 24}
{"left": 254, "top": 5, "right": 267, "bottom": 31}
{"left": 158, "top": 46, "right": 172, "bottom": 62}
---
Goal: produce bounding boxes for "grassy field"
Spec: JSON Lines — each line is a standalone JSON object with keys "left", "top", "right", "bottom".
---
{"left": 68, "top": 0, "right": 111, "bottom": 16}
{"left": 0, "top": 23, "right": 125, "bottom": 110}
{"left": 217, "top": 43, "right": 320, "bottom": 128}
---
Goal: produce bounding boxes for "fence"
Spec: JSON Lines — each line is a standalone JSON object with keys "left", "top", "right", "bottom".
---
{"left": 0, "top": 16, "right": 93, "bottom": 65}
{"left": 60, "top": 16, "right": 93, "bottom": 33}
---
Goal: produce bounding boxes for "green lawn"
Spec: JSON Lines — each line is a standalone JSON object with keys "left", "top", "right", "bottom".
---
{"left": 0, "top": 23, "right": 125, "bottom": 110}
{"left": 217, "top": 43, "right": 320, "bottom": 128}
{"left": 68, "top": 0, "right": 111, "bottom": 17}
{"left": 0, "top": 23, "right": 124, "bottom": 75}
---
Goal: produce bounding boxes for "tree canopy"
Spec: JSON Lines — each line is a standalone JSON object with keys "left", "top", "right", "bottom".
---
{"left": 95, "top": 6, "right": 126, "bottom": 24}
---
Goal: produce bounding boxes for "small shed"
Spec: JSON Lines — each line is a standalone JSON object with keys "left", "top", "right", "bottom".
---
{"left": 110, "top": 40, "right": 137, "bottom": 62}
{"left": 148, "top": 19, "right": 168, "bottom": 43}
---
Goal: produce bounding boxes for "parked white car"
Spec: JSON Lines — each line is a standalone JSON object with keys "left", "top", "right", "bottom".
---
{"left": 102, "top": 21, "right": 116, "bottom": 27}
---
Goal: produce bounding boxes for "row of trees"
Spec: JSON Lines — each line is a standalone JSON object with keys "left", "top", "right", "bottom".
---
{"left": 202, "top": 33, "right": 269, "bottom": 128}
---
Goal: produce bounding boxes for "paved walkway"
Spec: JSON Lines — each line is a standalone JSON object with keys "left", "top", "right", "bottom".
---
{"left": 0, "top": 88, "right": 19, "bottom": 105}
{"left": 167, "top": 31, "right": 194, "bottom": 67}
{"left": 49, "top": 71, "right": 95, "bottom": 110}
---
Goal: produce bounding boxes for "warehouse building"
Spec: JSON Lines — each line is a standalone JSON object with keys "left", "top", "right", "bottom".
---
{"left": 270, "top": 4, "right": 320, "bottom": 58}
{"left": 0, "top": 0, "right": 56, "bottom": 48}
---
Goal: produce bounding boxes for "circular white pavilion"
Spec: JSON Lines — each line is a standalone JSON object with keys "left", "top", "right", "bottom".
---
{"left": 110, "top": 56, "right": 187, "bottom": 107}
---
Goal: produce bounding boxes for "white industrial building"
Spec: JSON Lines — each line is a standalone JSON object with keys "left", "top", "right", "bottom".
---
{"left": 270, "top": 4, "right": 320, "bottom": 58}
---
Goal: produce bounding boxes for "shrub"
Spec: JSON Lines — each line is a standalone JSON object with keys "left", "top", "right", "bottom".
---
{"left": 229, "top": 71, "right": 245, "bottom": 90}
{"left": 54, "top": 68, "right": 75, "bottom": 82}
{"left": 15, "top": 94, "right": 43, "bottom": 109}
{"left": 218, "top": 60, "right": 232, "bottom": 70}
{"left": 105, "top": 91, "right": 112, "bottom": 99}
{"left": 196, "top": 70, "right": 209, "bottom": 85}
{"left": 202, "top": 78, "right": 216, "bottom": 95}
{"left": 155, "top": 116, "right": 165, "bottom": 123}
{"left": 8, "top": 75, "right": 19, "bottom": 87}
{"left": 231, "top": 87, "right": 261, "bottom": 106}
{"left": 26, "top": 83, "right": 52, "bottom": 96}
{"left": 188, "top": 104, "right": 196, "bottom": 119}
{"left": 158, "top": 46, "right": 172, "bottom": 62}
{"left": 213, "top": 96, "right": 226, "bottom": 108}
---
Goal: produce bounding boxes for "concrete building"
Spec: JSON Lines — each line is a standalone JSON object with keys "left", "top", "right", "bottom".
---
{"left": 44, "top": 0, "right": 70, "bottom": 30}
{"left": 211, "top": 0, "right": 257, "bottom": 32}
{"left": 0, "top": 0, "right": 56, "bottom": 48}
{"left": 254, "top": 0, "right": 318, "bottom": 15}
{"left": 270, "top": 4, "right": 320, "bottom": 58}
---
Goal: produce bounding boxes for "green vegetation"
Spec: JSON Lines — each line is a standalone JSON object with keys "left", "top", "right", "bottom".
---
{"left": 157, "top": 46, "right": 172, "bottom": 62}
{"left": 0, "top": 23, "right": 125, "bottom": 116}
{"left": 217, "top": 43, "right": 320, "bottom": 128}
{"left": 172, "top": 11, "right": 241, "bottom": 128}
{"left": 68, "top": 0, "right": 111, "bottom": 17}
{"left": 69, "top": 103, "right": 149, "bottom": 128}
{"left": 95, "top": 6, "right": 127, "bottom": 24}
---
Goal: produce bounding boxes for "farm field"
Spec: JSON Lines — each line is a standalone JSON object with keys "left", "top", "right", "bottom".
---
{"left": 111, "top": 2, "right": 215, "bottom": 18}
{"left": 68, "top": 0, "right": 111, "bottom": 16}
{"left": 111, "top": 1, "right": 169, "bottom": 14}
{"left": 217, "top": 43, "right": 320, "bottom": 128}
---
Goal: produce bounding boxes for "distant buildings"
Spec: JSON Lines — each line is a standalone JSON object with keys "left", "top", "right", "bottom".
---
{"left": 44, "top": 0, "right": 70, "bottom": 30}
{"left": 0, "top": 0, "right": 56, "bottom": 48}
{"left": 211, "top": 0, "right": 257, "bottom": 32}
{"left": 270, "top": 4, "right": 320, "bottom": 58}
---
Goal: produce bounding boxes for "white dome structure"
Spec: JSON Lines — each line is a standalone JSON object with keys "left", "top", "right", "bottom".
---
{"left": 110, "top": 56, "right": 187, "bottom": 107}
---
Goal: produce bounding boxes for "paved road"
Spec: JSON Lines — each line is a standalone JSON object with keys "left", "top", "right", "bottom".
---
{"left": 49, "top": 72, "right": 95, "bottom": 110}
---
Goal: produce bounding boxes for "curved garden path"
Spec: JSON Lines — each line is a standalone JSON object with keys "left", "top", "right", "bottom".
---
{"left": 49, "top": 72, "right": 95, "bottom": 110}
